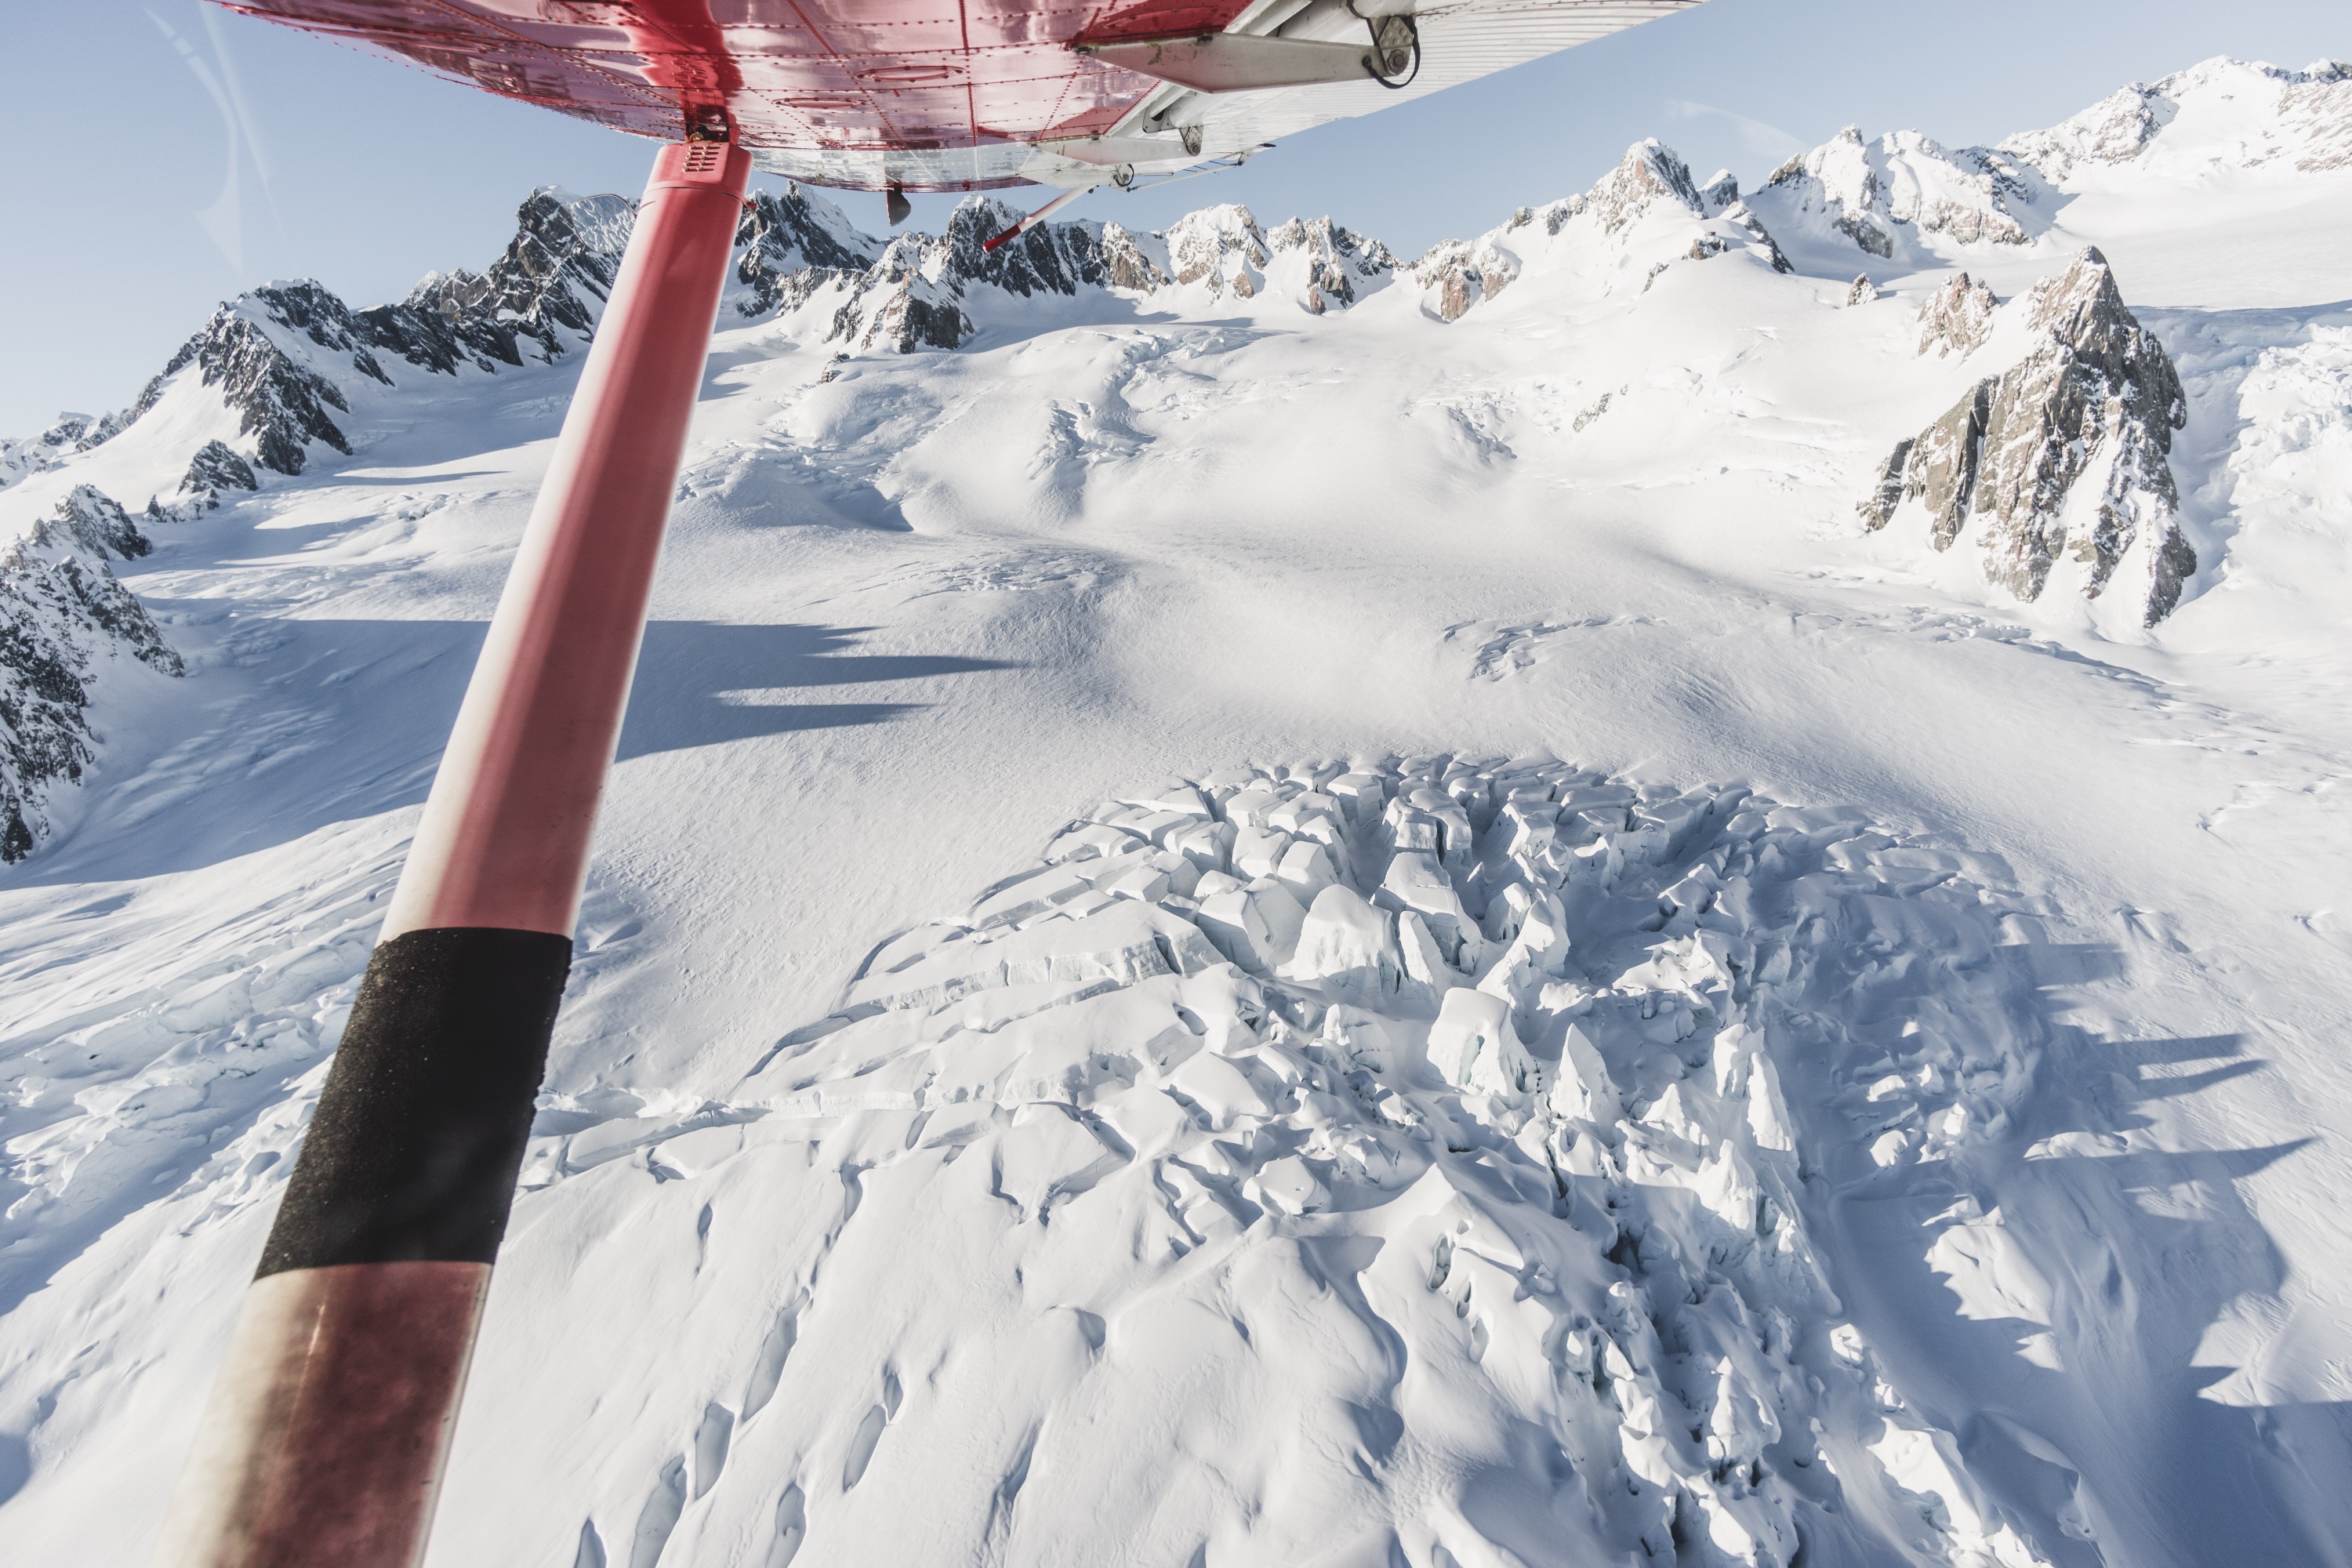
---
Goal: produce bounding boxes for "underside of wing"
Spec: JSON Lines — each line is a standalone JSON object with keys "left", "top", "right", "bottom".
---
{"left": 218, "top": 0, "right": 1709, "bottom": 192}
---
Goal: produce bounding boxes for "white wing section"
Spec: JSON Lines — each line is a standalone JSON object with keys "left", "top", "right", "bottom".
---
{"left": 752, "top": 0, "right": 1707, "bottom": 193}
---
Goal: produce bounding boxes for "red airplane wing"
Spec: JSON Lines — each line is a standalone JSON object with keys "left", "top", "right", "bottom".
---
{"left": 218, "top": 0, "right": 1708, "bottom": 193}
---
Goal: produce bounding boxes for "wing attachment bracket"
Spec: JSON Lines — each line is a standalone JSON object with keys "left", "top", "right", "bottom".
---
{"left": 1075, "top": 12, "right": 1417, "bottom": 93}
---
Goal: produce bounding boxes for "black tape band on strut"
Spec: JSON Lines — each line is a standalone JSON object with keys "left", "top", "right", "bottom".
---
{"left": 257, "top": 927, "right": 572, "bottom": 1279}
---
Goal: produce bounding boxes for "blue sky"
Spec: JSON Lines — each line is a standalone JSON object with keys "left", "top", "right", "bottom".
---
{"left": 2, "top": 0, "right": 2344, "bottom": 434}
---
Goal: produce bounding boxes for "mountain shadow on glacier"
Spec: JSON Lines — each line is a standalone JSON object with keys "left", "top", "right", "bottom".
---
{"left": 615, "top": 622, "right": 1015, "bottom": 761}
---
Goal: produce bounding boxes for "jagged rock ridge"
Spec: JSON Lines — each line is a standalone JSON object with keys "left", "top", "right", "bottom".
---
{"left": 1861, "top": 249, "right": 2194, "bottom": 626}
{"left": 74, "top": 191, "right": 639, "bottom": 488}
{"left": 1, "top": 487, "right": 181, "bottom": 861}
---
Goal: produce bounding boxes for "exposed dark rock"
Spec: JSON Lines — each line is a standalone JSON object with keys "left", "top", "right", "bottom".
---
{"left": 1885, "top": 378, "right": 1998, "bottom": 547}
{"left": 394, "top": 188, "right": 635, "bottom": 354}
{"left": 1861, "top": 249, "right": 2194, "bottom": 624}
{"left": 130, "top": 309, "right": 352, "bottom": 477}
{"left": 1590, "top": 140, "right": 1706, "bottom": 234}
{"left": 1760, "top": 127, "right": 2034, "bottom": 259}
{"left": 180, "top": 440, "right": 260, "bottom": 509}
{"left": 1721, "top": 201, "right": 1795, "bottom": 274}
{"left": 0, "top": 414, "right": 98, "bottom": 489}
{"left": 1918, "top": 273, "right": 1998, "bottom": 358}
{"left": 1846, "top": 274, "right": 1881, "bottom": 306}
{"left": 51, "top": 486, "right": 152, "bottom": 561}
{"left": 1164, "top": 205, "right": 1271, "bottom": 296}
{"left": 734, "top": 185, "right": 884, "bottom": 318}
{"left": 1413, "top": 241, "right": 1473, "bottom": 320}
{"left": 84, "top": 190, "right": 638, "bottom": 478}
{"left": 1974, "top": 249, "right": 2189, "bottom": 612}
{"left": 1, "top": 488, "right": 182, "bottom": 862}
{"left": 1267, "top": 217, "right": 1398, "bottom": 312}
{"left": 1098, "top": 223, "right": 1169, "bottom": 292}
{"left": 1414, "top": 142, "right": 1787, "bottom": 320}
{"left": 941, "top": 199, "right": 1112, "bottom": 298}
{"left": 1857, "top": 439, "right": 1914, "bottom": 532}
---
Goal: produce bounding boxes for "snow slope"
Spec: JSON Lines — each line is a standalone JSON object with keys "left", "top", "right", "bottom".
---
{"left": 3, "top": 56, "right": 2351, "bottom": 1568}
{"left": 1746, "top": 56, "right": 2352, "bottom": 308}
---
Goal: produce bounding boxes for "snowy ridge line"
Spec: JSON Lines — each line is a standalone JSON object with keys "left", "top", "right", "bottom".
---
{"left": 0, "top": 486, "right": 181, "bottom": 862}
{"left": 1745, "top": 56, "right": 2352, "bottom": 275}
{"left": 483, "top": 752, "right": 2087, "bottom": 1567}
{"left": 5, "top": 52, "right": 2349, "bottom": 512}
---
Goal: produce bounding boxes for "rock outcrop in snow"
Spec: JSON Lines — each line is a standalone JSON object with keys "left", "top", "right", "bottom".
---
{"left": 731, "top": 185, "right": 888, "bottom": 318}
{"left": 1161, "top": 204, "right": 1274, "bottom": 300}
{"left": 173, "top": 440, "right": 260, "bottom": 514}
{"left": 1863, "top": 249, "right": 2194, "bottom": 625}
{"left": 1, "top": 487, "right": 180, "bottom": 860}
{"left": 1266, "top": 217, "right": 1399, "bottom": 314}
{"left": 1916, "top": 272, "right": 1999, "bottom": 358}
{"left": 1411, "top": 232, "right": 1520, "bottom": 322}
{"left": 753, "top": 198, "right": 1109, "bottom": 352}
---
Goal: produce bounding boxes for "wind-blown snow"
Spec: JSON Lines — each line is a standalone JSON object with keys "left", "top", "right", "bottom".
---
{"left": 3, "top": 53, "right": 2352, "bottom": 1568}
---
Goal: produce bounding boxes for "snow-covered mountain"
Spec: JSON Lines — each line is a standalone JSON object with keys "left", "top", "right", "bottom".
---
{"left": 0, "top": 488, "right": 180, "bottom": 858}
{"left": 1858, "top": 250, "right": 2194, "bottom": 629}
{"left": 1745, "top": 56, "right": 2352, "bottom": 288}
{"left": 5, "top": 54, "right": 2352, "bottom": 1568}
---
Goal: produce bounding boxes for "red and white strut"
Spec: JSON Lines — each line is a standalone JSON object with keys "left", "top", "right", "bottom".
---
{"left": 155, "top": 139, "right": 753, "bottom": 1568}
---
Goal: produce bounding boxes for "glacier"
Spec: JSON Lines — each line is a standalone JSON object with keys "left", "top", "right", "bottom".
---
{"left": 2, "top": 53, "right": 2352, "bottom": 1568}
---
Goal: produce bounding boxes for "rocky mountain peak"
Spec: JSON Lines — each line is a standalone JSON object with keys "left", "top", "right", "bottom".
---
{"left": 934, "top": 198, "right": 1116, "bottom": 299}
{"left": 2000, "top": 83, "right": 2166, "bottom": 180}
{"left": 395, "top": 189, "right": 633, "bottom": 350}
{"left": 1410, "top": 238, "right": 1507, "bottom": 321}
{"left": 1588, "top": 139, "right": 1708, "bottom": 233}
{"left": 65, "top": 187, "right": 643, "bottom": 485}
{"left": 731, "top": 184, "right": 884, "bottom": 318}
{"left": 1861, "top": 247, "right": 2194, "bottom": 627}
{"left": 1264, "top": 217, "right": 1399, "bottom": 314}
{"left": 1410, "top": 136, "right": 1790, "bottom": 322}
{"left": 1165, "top": 205, "right": 1272, "bottom": 297}
{"left": 1097, "top": 223, "right": 1170, "bottom": 293}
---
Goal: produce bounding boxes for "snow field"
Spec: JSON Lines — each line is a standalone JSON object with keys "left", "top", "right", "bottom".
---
{"left": 2, "top": 51, "right": 2350, "bottom": 1568}
{"left": 418, "top": 753, "right": 2065, "bottom": 1568}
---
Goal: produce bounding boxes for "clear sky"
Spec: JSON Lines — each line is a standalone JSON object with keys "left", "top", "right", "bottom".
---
{"left": 1, "top": 1, "right": 2343, "bottom": 434}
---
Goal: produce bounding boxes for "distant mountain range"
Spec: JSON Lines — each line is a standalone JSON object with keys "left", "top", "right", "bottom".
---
{"left": 2, "top": 53, "right": 2347, "bottom": 862}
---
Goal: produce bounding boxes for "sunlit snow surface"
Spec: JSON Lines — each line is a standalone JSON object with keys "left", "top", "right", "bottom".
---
{"left": 6, "top": 60, "right": 2352, "bottom": 1568}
